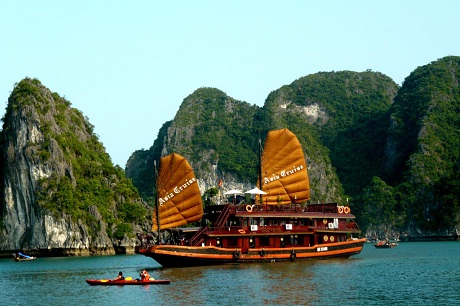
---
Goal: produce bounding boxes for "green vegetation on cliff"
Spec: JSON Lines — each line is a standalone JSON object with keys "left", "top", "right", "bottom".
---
{"left": 165, "top": 88, "right": 261, "bottom": 182}
{"left": 272, "top": 71, "right": 398, "bottom": 197}
{"left": 352, "top": 56, "right": 460, "bottom": 235}
{"left": 382, "top": 56, "right": 460, "bottom": 232}
{"left": 126, "top": 120, "right": 171, "bottom": 199}
{"left": 187, "top": 88, "right": 260, "bottom": 178}
{"left": 0, "top": 78, "right": 149, "bottom": 239}
{"left": 261, "top": 71, "right": 398, "bottom": 203}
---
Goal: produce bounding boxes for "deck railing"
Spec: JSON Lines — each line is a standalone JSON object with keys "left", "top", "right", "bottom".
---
{"left": 189, "top": 226, "right": 207, "bottom": 246}
{"left": 232, "top": 203, "right": 344, "bottom": 214}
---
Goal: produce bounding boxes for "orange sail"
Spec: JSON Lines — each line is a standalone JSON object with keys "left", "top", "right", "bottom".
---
{"left": 152, "top": 153, "right": 203, "bottom": 231}
{"left": 259, "top": 129, "right": 310, "bottom": 205}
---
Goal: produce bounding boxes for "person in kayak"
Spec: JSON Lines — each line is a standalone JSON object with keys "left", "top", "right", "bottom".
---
{"left": 114, "top": 271, "right": 125, "bottom": 281}
{"left": 140, "top": 269, "right": 150, "bottom": 281}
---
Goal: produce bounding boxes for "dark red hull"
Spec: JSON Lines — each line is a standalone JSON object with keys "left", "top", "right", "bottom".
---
{"left": 86, "top": 279, "right": 170, "bottom": 286}
{"left": 136, "top": 238, "right": 366, "bottom": 268}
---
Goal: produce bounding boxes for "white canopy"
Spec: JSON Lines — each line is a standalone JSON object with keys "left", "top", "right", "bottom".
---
{"left": 245, "top": 187, "right": 267, "bottom": 195}
{"left": 224, "top": 189, "right": 243, "bottom": 195}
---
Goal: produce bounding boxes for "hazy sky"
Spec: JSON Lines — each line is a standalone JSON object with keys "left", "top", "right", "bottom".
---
{"left": 1, "top": 1, "right": 459, "bottom": 167}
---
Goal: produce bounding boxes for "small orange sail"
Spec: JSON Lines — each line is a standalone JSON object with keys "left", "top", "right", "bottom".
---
{"left": 258, "top": 129, "right": 310, "bottom": 205}
{"left": 152, "top": 153, "right": 203, "bottom": 231}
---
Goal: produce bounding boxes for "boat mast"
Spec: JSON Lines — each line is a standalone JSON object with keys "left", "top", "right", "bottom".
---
{"left": 259, "top": 138, "right": 263, "bottom": 203}
{"left": 154, "top": 160, "right": 161, "bottom": 245}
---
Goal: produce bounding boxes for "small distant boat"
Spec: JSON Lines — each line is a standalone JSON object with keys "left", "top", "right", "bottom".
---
{"left": 373, "top": 240, "right": 398, "bottom": 248}
{"left": 86, "top": 279, "right": 170, "bottom": 286}
{"left": 13, "top": 252, "right": 36, "bottom": 261}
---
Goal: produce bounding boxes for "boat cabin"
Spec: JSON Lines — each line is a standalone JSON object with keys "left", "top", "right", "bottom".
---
{"left": 169, "top": 202, "right": 360, "bottom": 254}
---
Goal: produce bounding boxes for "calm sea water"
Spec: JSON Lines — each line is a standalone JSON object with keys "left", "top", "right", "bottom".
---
{"left": 1, "top": 242, "right": 459, "bottom": 305}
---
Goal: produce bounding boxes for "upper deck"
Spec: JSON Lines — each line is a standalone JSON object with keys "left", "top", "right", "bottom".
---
{"left": 206, "top": 203, "right": 356, "bottom": 219}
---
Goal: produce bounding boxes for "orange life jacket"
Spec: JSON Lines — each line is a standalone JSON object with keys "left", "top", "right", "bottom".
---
{"left": 141, "top": 270, "right": 150, "bottom": 281}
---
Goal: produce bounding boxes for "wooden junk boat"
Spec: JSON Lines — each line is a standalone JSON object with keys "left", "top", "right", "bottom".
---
{"left": 135, "top": 128, "right": 366, "bottom": 267}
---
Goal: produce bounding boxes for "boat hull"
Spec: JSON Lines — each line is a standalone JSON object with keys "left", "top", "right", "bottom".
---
{"left": 374, "top": 244, "right": 398, "bottom": 248}
{"left": 14, "top": 257, "right": 36, "bottom": 262}
{"left": 86, "top": 279, "right": 170, "bottom": 286}
{"left": 136, "top": 238, "right": 366, "bottom": 268}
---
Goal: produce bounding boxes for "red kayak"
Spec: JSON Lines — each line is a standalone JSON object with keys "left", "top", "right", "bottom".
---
{"left": 86, "top": 279, "right": 170, "bottom": 286}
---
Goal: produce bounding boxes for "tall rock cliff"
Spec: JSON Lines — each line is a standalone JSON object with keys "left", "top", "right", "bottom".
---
{"left": 0, "top": 78, "right": 150, "bottom": 256}
{"left": 356, "top": 56, "right": 460, "bottom": 240}
{"left": 163, "top": 88, "right": 261, "bottom": 194}
{"left": 382, "top": 56, "right": 460, "bottom": 236}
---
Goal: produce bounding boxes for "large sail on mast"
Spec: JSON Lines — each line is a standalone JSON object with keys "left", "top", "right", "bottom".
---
{"left": 152, "top": 153, "right": 203, "bottom": 231}
{"left": 258, "top": 129, "right": 310, "bottom": 205}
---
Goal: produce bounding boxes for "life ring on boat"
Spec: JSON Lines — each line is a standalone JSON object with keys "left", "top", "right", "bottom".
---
{"left": 324, "top": 235, "right": 328, "bottom": 242}
{"left": 290, "top": 251, "right": 296, "bottom": 261}
{"left": 238, "top": 229, "right": 246, "bottom": 234}
{"left": 246, "top": 205, "right": 253, "bottom": 212}
{"left": 338, "top": 206, "right": 344, "bottom": 213}
{"left": 233, "top": 250, "right": 241, "bottom": 259}
{"left": 344, "top": 206, "right": 350, "bottom": 214}
{"left": 260, "top": 249, "right": 266, "bottom": 257}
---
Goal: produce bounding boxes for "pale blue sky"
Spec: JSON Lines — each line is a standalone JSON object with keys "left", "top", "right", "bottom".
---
{"left": 1, "top": 1, "right": 459, "bottom": 166}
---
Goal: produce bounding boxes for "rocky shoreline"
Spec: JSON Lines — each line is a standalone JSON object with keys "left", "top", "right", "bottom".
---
{"left": 0, "top": 246, "right": 136, "bottom": 259}
{"left": 399, "top": 235, "right": 460, "bottom": 242}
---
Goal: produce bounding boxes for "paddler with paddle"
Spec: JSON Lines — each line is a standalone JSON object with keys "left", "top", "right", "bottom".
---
{"left": 113, "top": 271, "right": 125, "bottom": 281}
{"left": 140, "top": 269, "right": 152, "bottom": 281}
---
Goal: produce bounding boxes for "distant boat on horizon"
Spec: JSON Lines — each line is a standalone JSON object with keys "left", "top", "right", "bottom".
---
{"left": 374, "top": 240, "right": 398, "bottom": 248}
{"left": 13, "top": 252, "right": 36, "bottom": 261}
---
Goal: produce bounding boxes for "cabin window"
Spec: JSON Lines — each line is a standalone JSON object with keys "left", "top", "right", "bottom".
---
{"left": 260, "top": 236, "right": 270, "bottom": 246}
{"left": 229, "top": 219, "right": 241, "bottom": 227}
{"left": 260, "top": 218, "right": 265, "bottom": 226}
{"left": 290, "top": 235, "right": 299, "bottom": 245}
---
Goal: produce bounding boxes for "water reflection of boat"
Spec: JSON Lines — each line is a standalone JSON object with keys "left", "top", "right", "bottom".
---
{"left": 13, "top": 252, "right": 36, "bottom": 261}
{"left": 136, "top": 129, "right": 366, "bottom": 267}
{"left": 373, "top": 240, "right": 398, "bottom": 248}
